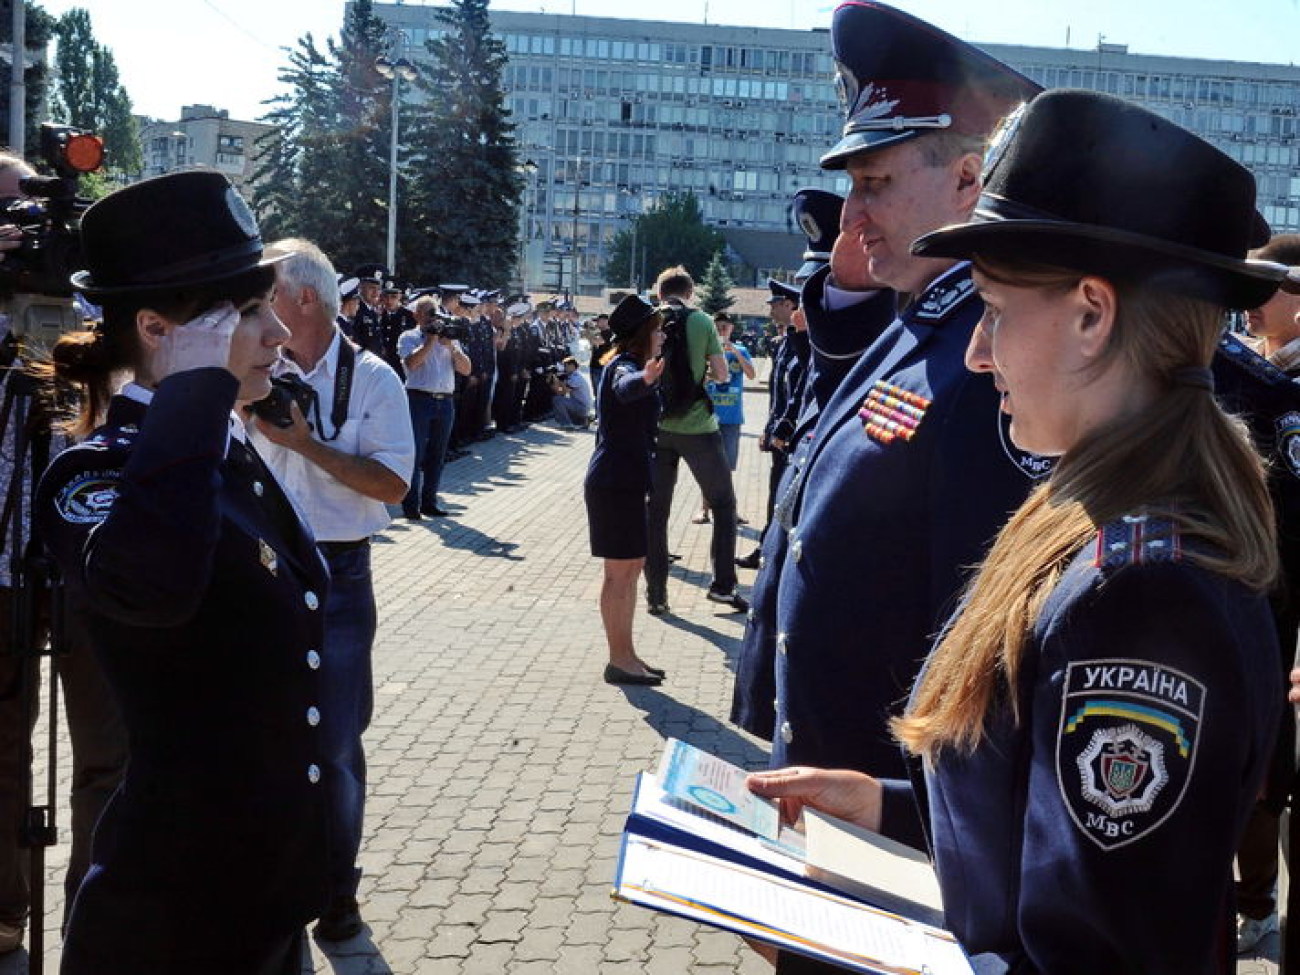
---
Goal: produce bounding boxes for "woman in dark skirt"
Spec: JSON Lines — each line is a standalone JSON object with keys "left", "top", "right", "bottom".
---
{"left": 585, "top": 295, "right": 666, "bottom": 685}
{"left": 34, "top": 172, "right": 330, "bottom": 974}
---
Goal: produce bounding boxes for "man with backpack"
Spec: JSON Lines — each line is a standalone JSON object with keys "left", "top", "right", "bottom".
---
{"left": 644, "top": 265, "right": 748, "bottom": 615}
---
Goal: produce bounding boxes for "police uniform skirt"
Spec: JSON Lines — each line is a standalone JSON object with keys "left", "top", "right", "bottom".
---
{"left": 584, "top": 483, "right": 648, "bottom": 559}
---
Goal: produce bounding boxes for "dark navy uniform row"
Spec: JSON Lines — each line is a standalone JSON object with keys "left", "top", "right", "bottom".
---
{"left": 37, "top": 370, "right": 331, "bottom": 973}
{"left": 877, "top": 516, "right": 1280, "bottom": 974}
{"left": 732, "top": 264, "right": 1049, "bottom": 776}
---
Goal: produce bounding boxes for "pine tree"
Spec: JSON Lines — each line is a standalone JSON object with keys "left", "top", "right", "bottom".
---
{"left": 252, "top": 0, "right": 392, "bottom": 274}
{"left": 604, "top": 191, "right": 726, "bottom": 288}
{"left": 51, "top": 9, "right": 140, "bottom": 175}
{"left": 401, "top": 0, "right": 520, "bottom": 286}
{"left": 697, "top": 250, "right": 736, "bottom": 315}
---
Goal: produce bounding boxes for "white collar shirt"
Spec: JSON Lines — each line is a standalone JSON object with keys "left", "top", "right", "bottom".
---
{"left": 249, "top": 331, "right": 415, "bottom": 542}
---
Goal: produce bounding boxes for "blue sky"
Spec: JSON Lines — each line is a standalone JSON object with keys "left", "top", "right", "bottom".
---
{"left": 33, "top": 0, "right": 1300, "bottom": 122}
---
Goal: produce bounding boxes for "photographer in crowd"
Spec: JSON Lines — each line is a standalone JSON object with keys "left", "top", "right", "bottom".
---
{"left": 399, "top": 295, "right": 471, "bottom": 520}
{"left": 0, "top": 151, "right": 126, "bottom": 953}
{"left": 694, "top": 312, "right": 754, "bottom": 525}
{"left": 248, "top": 237, "right": 414, "bottom": 943}
{"left": 549, "top": 356, "right": 594, "bottom": 429}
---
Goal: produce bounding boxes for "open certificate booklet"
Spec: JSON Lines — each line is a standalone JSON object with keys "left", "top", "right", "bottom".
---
{"left": 612, "top": 739, "right": 974, "bottom": 975}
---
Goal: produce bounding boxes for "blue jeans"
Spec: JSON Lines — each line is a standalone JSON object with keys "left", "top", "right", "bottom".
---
{"left": 553, "top": 395, "right": 589, "bottom": 426}
{"left": 645, "top": 428, "right": 738, "bottom": 601}
{"left": 319, "top": 543, "right": 377, "bottom": 899}
{"left": 404, "top": 392, "right": 455, "bottom": 515}
{"left": 719, "top": 423, "right": 741, "bottom": 471}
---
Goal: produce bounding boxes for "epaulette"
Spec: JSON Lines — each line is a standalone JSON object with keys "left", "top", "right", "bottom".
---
{"left": 911, "top": 274, "right": 977, "bottom": 323}
{"left": 1094, "top": 513, "right": 1183, "bottom": 572}
{"left": 80, "top": 423, "right": 140, "bottom": 452}
{"left": 1216, "top": 331, "right": 1295, "bottom": 392}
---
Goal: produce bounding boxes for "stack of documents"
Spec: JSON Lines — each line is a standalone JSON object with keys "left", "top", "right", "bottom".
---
{"left": 611, "top": 739, "right": 973, "bottom": 975}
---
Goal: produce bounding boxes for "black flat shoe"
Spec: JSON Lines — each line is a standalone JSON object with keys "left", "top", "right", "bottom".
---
{"left": 640, "top": 664, "right": 667, "bottom": 678}
{"left": 420, "top": 504, "right": 450, "bottom": 517}
{"left": 604, "top": 663, "right": 663, "bottom": 686}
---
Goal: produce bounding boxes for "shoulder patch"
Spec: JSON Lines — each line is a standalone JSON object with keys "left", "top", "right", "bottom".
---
{"left": 1094, "top": 514, "right": 1182, "bottom": 572}
{"left": 54, "top": 470, "right": 122, "bottom": 524}
{"left": 912, "top": 275, "right": 977, "bottom": 323}
{"left": 1276, "top": 412, "right": 1300, "bottom": 479}
{"left": 1056, "top": 658, "right": 1205, "bottom": 850}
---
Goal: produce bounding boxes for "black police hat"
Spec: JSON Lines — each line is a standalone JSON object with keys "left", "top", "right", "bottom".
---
{"left": 912, "top": 89, "right": 1289, "bottom": 310}
{"left": 70, "top": 171, "right": 285, "bottom": 298}
{"left": 766, "top": 279, "right": 800, "bottom": 306}
{"left": 792, "top": 189, "right": 843, "bottom": 281}
{"left": 353, "top": 264, "right": 388, "bottom": 285}
{"left": 439, "top": 283, "right": 469, "bottom": 300}
{"left": 608, "top": 294, "right": 658, "bottom": 341}
{"left": 382, "top": 279, "right": 403, "bottom": 295}
{"left": 821, "top": 2, "right": 1040, "bottom": 170}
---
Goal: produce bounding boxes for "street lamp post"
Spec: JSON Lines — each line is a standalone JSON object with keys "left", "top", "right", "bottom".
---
{"left": 516, "top": 158, "right": 538, "bottom": 291}
{"left": 376, "top": 51, "right": 418, "bottom": 277}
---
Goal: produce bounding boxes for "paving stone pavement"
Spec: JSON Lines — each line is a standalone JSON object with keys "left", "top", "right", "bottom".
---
{"left": 1, "top": 376, "right": 1284, "bottom": 973}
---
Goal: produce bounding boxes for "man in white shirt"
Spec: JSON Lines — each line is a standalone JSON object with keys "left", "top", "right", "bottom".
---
{"left": 249, "top": 238, "right": 414, "bottom": 943}
{"left": 398, "top": 295, "right": 472, "bottom": 518}
{"left": 549, "top": 356, "right": 593, "bottom": 428}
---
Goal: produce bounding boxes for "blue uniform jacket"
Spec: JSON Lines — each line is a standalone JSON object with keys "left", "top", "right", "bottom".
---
{"left": 878, "top": 517, "right": 1280, "bottom": 975}
{"left": 585, "top": 353, "right": 660, "bottom": 494}
{"left": 764, "top": 328, "right": 810, "bottom": 446}
{"left": 733, "top": 263, "right": 1049, "bottom": 775}
{"left": 37, "top": 369, "right": 332, "bottom": 972}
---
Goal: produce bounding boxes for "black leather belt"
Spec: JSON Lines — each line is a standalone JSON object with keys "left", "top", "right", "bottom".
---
{"left": 408, "top": 389, "right": 452, "bottom": 399}
{"left": 318, "top": 538, "right": 370, "bottom": 555}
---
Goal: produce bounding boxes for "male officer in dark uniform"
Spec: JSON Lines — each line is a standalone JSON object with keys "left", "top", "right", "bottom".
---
{"left": 378, "top": 280, "right": 413, "bottom": 379}
{"left": 732, "top": 1, "right": 1046, "bottom": 802}
{"left": 350, "top": 264, "right": 386, "bottom": 359}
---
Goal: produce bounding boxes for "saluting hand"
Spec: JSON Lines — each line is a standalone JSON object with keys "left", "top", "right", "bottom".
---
{"left": 1289, "top": 666, "right": 1300, "bottom": 708}
{"left": 153, "top": 301, "right": 240, "bottom": 381}
{"left": 746, "top": 766, "right": 883, "bottom": 831}
{"left": 643, "top": 354, "right": 666, "bottom": 385}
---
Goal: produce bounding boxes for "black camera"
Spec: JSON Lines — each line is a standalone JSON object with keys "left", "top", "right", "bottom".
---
{"left": 248, "top": 374, "right": 317, "bottom": 429}
{"left": 657, "top": 298, "right": 690, "bottom": 341}
{"left": 0, "top": 124, "right": 103, "bottom": 300}
{"left": 422, "top": 312, "right": 470, "bottom": 342}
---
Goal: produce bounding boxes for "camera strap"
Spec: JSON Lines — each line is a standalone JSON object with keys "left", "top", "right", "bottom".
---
{"left": 313, "top": 336, "right": 357, "bottom": 443}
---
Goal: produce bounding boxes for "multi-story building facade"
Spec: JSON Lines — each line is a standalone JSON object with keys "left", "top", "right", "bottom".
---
{"left": 370, "top": 3, "right": 1300, "bottom": 293}
{"left": 136, "top": 105, "right": 272, "bottom": 197}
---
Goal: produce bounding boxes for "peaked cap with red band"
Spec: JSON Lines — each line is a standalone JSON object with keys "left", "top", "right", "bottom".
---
{"left": 821, "top": 1, "right": 1042, "bottom": 170}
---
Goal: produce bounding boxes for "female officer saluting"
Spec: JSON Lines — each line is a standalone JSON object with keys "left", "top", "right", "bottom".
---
{"left": 35, "top": 172, "right": 330, "bottom": 973}
{"left": 749, "top": 90, "right": 1289, "bottom": 974}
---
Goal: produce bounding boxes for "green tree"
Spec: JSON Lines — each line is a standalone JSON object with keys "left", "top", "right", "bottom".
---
{"left": 50, "top": 8, "right": 140, "bottom": 174}
{"left": 401, "top": 0, "right": 520, "bottom": 284}
{"left": 604, "top": 191, "right": 725, "bottom": 290}
{"left": 0, "top": 2, "right": 57, "bottom": 154}
{"left": 252, "top": 0, "right": 392, "bottom": 272}
{"left": 696, "top": 250, "right": 736, "bottom": 315}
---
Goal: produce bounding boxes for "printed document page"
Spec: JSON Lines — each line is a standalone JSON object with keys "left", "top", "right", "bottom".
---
{"left": 616, "top": 836, "right": 973, "bottom": 975}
